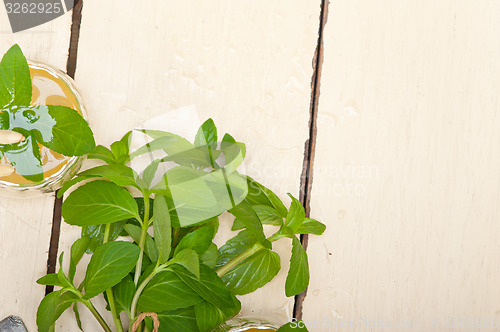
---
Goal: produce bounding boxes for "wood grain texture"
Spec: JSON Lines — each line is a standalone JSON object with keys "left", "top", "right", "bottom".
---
{"left": 56, "top": 1, "right": 322, "bottom": 330}
{"left": 0, "top": 13, "right": 72, "bottom": 331}
{"left": 303, "top": 0, "right": 500, "bottom": 331}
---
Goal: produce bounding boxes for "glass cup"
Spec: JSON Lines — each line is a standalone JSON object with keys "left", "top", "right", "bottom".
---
{"left": 0, "top": 60, "right": 88, "bottom": 196}
{"left": 214, "top": 317, "right": 280, "bottom": 332}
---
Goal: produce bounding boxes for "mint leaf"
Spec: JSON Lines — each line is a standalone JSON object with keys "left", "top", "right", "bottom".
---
{"left": 153, "top": 194, "right": 171, "bottom": 264}
{"left": 285, "top": 236, "right": 309, "bottom": 297}
{"left": 285, "top": 194, "right": 305, "bottom": 232}
{"left": 138, "top": 269, "right": 203, "bottom": 312}
{"left": 157, "top": 307, "right": 198, "bottom": 332}
{"left": 32, "top": 105, "right": 95, "bottom": 156}
{"left": 200, "top": 243, "right": 218, "bottom": 269}
{"left": 82, "top": 220, "right": 127, "bottom": 254}
{"left": 171, "top": 249, "right": 200, "bottom": 279}
{"left": 0, "top": 44, "right": 31, "bottom": 108}
{"left": 84, "top": 241, "right": 140, "bottom": 299}
{"left": 229, "top": 201, "right": 268, "bottom": 245}
{"left": 78, "top": 164, "right": 139, "bottom": 188}
{"left": 216, "top": 230, "right": 258, "bottom": 269}
{"left": 0, "top": 110, "right": 9, "bottom": 128}
{"left": 174, "top": 226, "right": 214, "bottom": 257}
{"left": 124, "top": 224, "right": 158, "bottom": 263}
{"left": 113, "top": 274, "right": 135, "bottom": 315}
{"left": 88, "top": 145, "right": 116, "bottom": 164}
{"left": 172, "top": 264, "right": 234, "bottom": 309}
{"left": 220, "top": 248, "right": 281, "bottom": 295}
{"left": 194, "top": 296, "right": 241, "bottom": 332}
{"left": 36, "top": 290, "right": 63, "bottom": 332}
{"left": 62, "top": 180, "right": 140, "bottom": 226}
{"left": 296, "top": 218, "right": 326, "bottom": 235}
{"left": 69, "top": 237, "right": 90, "bottom": 282}
{"left": 246, "top": 177, "right": 288, "bottom": 217}
{"left": 36, "top": 273, "right": 63, "bottom": 287}
{"left": 194, "top": 118, "right": 217, "bottom": 147}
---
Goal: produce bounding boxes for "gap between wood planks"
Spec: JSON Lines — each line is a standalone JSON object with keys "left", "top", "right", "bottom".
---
{"left": 294, "top": 0, "right": 329, "bottom": 321}
{"left": 45, "top": 0, "right": 83, "bottom": 295}
{"left": 45, "top": 0, "right": 330, "bottom": 321}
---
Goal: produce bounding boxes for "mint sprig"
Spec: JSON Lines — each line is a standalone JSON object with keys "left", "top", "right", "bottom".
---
{"left": 36, "top": 119, "right": 325, "bottom": 332}
{"left": 0, "top": 44, "right": 95, "bottom": 182}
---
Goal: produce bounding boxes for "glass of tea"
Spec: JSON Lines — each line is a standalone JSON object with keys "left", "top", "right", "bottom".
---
{"left": 0, "top": 60, "right": 88, "bottom": 195}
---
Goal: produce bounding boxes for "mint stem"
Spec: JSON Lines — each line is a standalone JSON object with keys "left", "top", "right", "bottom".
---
{"left": 134, "top": 194, "right": 150, "bottom": 286}
{"left": 102, "top": 223, "right": 125, "bottom": 332}
{"left": 130, "top": 265, "right": 162, "bottom": 322}
{"left": 82, "top": 299, "right": 113, "bottom": 332}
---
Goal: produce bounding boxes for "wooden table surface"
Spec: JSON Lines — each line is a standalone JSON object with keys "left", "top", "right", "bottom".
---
{"left": 2, "top": 1, "right": 500, "bottom": 331}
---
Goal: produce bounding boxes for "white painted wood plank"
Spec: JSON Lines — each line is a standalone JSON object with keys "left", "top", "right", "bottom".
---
{"left": 0, "top": 13, "right": 72, "bottom": 332}
{"left": 56, "top": 1, "right": 321, "bottom": 330}
{"left": 304, "top": 0, "right": 500, "bottom": 331}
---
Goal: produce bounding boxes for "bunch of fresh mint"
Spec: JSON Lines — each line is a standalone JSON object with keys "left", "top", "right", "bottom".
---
{"left": 36, "top": 119, "right": 325, "bottom": 332}
{"left": 0, "top": 44, "right": 94, "bottom": 182}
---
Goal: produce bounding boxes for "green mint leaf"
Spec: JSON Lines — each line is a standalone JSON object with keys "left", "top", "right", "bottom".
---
{"left": 157, "top": 307, "right": 198, "bottom": 332}
{"left": 36, "top": 273, "right": 64, "bottom": 287}
{"left": 84, "top": 241, "right": 140, "bottom": 299}
{"left": 141, "top": 158, "right": 161, "bottom": 189}
{"left": 82, "top": 220, "right": 127, "bottom": 254}
{"left": 30, "top": 105, "right": 95, "bottom": 156}
{"left": 131, "top": 129, "right": 194, "bottom": 159}
{"left": 0, "top": 44, "right": 31, "bottom": 108}
{"left": 152, "top": 166, "right": 238, "bottom": 227}
{"left": 78, "top": 164, "right": 139, "bottom": 189}
{"left": 216, "top": 230, "right": 258, "bottom": 269}
{"left": 36, "top": 290, "right": 63, "bottom": 332}
{"left": 110, "top": 140, "right": 129, "bottom": 165}
{"left": 220, "top": 248, "right": 281, "bottom": 295}
{"left": 285, "top": 236, "right": 309, "bottom": 297}
{"left": 69, "top": 237, "right": 90, "bottom": 282}
{"left": 229, "top": 201, "right": 267, "bottom": 245}
{"left": 246, "top": 177, "right": 288, "bottom": 217}
{"left": 57, "top": 252, "right": 73, "bottom": 289}
{"left": 233, "top": 205, "right": 283, "bottom": 231}
{"left": 285, "top": 194, "right": 306, "bottom": 232}
{"left": 52, "top": 292, "right": 80, "bottom": 327}
{"left": 36, "top": 290, "right": 79, "bottom": 332}
{"left": 219, "top": 140, "right": 246, "bottom": 173}
{"left": 172, "top": 264, "right": 234, "bottom": 309}
{"left": 116, "top": 196, "right": 155, "bottom": 236}
{"left": 138, "top": 269, "right": 203, "bottom": 312}
{"left": 2, "top": 133, "right": 43, "bottom": 182}
{"left": 277, "top": 320, "right": 309, "bottom": 332}
{"left": 194, "top": 296, "right": 241, "bottom": 332}
{"left": 160, "top": 146, "right": 214, "bottom": 168}
{"left": 87, "top": 145, "right": 116, "bottom": 164}
{"left": 57, "top": 174, "right": 92, "bottom": 198}
{"left": 171, "top": 249, "right": 200, "bottom": 279}
{"left": 174, "top": 226, "right": 214, "bottom": 257}
{"left": 124, "top": 224, "right": 158, "bottom": 263}
{"left": 72, "top": 303, "right": 83, "bottom": 331}
{"left": 62, "top": 180, "right": 140, "bottom": 226}
{"left": 200, "top": 243, "right": 218, "bottom": 269}
{"left": 0, "top": 110, "right": 9, "bottom": 128}
{"left": 194, "top": 118, "right": 217, "bottom": 147}
{"left": 153, "top": 194, "right": 171, "bottom": 264}
{"left": 296, "top": 218, "right": 326, "bottom": 235}
{"left": 113, "top": 274, "right": 135, "bottom": 315}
